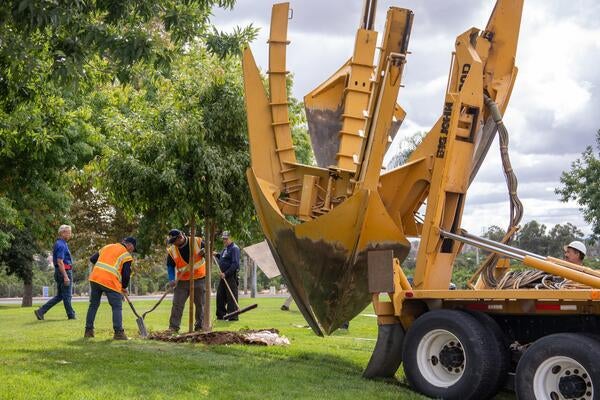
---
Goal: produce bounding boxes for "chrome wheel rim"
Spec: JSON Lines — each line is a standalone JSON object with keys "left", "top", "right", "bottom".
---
{"left": 416, "top": 329, "right": 465, "bottom": 387}
{"left": 533, "top": 356, "right": 592, "bottom": 400}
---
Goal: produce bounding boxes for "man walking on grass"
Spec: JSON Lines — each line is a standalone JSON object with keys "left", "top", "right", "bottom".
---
{"left": 84, "top": 237, "right": 136, "bottom": 340}
{"left": 35, "top": 225, "right": 76, "bottom": 321}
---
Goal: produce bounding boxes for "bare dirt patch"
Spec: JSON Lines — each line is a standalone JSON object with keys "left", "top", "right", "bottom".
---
{"left": 147, "top": 328, "right": 290, "bottom": 346}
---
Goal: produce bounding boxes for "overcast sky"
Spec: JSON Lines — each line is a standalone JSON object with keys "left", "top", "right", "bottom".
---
{"left": 212, "top": 0, "right": 599, "bottom": 237}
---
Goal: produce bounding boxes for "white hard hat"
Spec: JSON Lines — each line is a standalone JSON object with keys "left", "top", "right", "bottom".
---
{"left": 565, "top": 241, "right": 587, "bottom": 256}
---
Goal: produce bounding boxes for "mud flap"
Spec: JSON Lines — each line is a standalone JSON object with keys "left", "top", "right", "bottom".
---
{"left": 363, "top": 322, "right": 405, "bottom": 380}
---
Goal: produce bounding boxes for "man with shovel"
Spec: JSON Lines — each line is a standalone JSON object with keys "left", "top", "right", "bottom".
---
{"left": 166, "top": 229, "right": 206, "bottom": 333}
{"left": 84, "top": 237, "right": 136, "bottom": 340}
{"left": 215, "top": 231, "right": 241, "bottom": 321}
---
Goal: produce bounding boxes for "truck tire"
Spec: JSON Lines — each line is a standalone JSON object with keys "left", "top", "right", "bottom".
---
{"left": 464, "top": 310, "right": 511, "bottom": 398}
{"left": 515, "top": 333, "right": 600, "bottom": 400}
{"left": 402, "top": 309, "right": 501, "bottom": 400}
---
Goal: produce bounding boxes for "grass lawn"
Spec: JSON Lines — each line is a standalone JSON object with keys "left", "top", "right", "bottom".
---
{"left": 0, "top": 297, "right": 515, "bottom": 399}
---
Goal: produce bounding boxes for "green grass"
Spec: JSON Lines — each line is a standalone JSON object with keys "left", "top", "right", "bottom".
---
{"left": 0, "top": 297, "right": 515, "bottom": 399}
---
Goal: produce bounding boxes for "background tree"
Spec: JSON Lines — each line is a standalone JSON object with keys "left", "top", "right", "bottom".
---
{"left": 556, "top": 129, "right": 600, "bottom": 241}
{"left": 386, "top": 131, "right": 426, "bottom": 169}
{"left": 547, "top": 223, "right": 585, "bottom": 258}
{"left": 483, "top": 225, "right": 507, "bottom": 242}
{"left": 0, "top": 228, "right": 40, "bottom": 306}
{"left": 0, "top": 0, "right": 253, "bottom": 305}
{"left": 516, "top": 220, "right": 549, "bottom": 255}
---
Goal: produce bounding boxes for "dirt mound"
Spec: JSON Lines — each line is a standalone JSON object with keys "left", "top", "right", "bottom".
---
{"left": 147, "top": 328, "right": 289, "bottom": 346}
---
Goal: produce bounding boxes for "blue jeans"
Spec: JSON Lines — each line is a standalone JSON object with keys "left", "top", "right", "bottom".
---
{"left": 38, "top": 270, "right": 75, "bottom": 318}
{"left": 85, "top": 282, "right": 123, "bottom": 332}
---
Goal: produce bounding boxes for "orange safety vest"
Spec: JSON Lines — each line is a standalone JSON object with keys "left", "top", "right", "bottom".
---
{"left": 167, "top": 237, "right": 206, "bottom": 281}
{"left": 89, "top": 243, "right": 133, "bottom": 292}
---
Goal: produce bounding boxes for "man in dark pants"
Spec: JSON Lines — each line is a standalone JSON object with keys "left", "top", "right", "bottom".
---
{"left": 35, "top": 224, "right": 76, "bottom": 320}
{"left": 165, "top": 229, "right": 206, "bottom": 333}
{"left": 84, "top": 237, "right": 136, "bottom": 340}
{"left": 215, "top": 231, "right": 240, "bottom": 321}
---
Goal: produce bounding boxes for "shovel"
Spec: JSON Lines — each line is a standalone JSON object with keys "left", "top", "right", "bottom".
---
{"left": 123, "top": 292, "right": 148, "bottom": 338}
{"left": 213, "top": 256, "right": 258, "bottom": 319}
{"left": 221, "top": 276, "right": 258, "bottom": 320}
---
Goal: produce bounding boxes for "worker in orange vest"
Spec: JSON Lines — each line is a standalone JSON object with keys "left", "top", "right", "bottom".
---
{"left": 166, "top": 229, "right": 206, "bottom": 333}
{"left": 84, "top": 237, "right": 136, "bottom": 340}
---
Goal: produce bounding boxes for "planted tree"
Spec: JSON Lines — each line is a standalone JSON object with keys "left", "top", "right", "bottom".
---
{"left": 98, "top": 47, "right": 254, "bottom": 331}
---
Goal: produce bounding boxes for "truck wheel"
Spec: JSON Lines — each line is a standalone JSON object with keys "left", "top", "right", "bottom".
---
{"left": 464, "top": 310, "right": 511, "bottom": 397}
{"left": 515, "top": 333, "right": 600, "bottom": 400}
{"left": 402, "top": 310, "right": 501, "bottom": 400}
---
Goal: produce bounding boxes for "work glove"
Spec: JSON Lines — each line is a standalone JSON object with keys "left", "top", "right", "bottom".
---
{"left": 169, "top": 280, "right": 177, "bottom": 289}
{"left": 199, "top": 248, "right": 206, "bottom": 257}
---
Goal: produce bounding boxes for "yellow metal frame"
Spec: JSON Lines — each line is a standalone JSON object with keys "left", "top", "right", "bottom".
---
{"left": 243, "top": 4, "right": 414, "bottom": 335}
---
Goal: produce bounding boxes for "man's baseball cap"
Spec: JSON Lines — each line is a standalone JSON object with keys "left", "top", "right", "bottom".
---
{"left": 122, "top": 237, "right": 137, "bottom": 252}
{"left": 565, "top": 240, "right": 587, "bottom": 256}
{"left": 167, "top": 229, "right": 183, "bottom": 244}
{"left": 221, "top": 231, "right": 230, "bottom": 239}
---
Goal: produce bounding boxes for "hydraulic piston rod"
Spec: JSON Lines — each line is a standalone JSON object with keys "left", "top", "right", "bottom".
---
{"left": 440, "top": 229, "right": 600, "bottom": 288}
{"left": 361, "top": 0, "right": 378, "bottom": 30}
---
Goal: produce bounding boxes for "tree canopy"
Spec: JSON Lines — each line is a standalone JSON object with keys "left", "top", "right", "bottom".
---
{"left": 0, "top": 0, "right": 255, "bottom": 304}
{"left": 96, "top": 48, "right": 251, "bottom": 247}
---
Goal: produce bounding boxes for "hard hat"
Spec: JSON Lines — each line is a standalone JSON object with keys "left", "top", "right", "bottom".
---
{"left": 565, "top": 240, "right": 587, "bottom": 256}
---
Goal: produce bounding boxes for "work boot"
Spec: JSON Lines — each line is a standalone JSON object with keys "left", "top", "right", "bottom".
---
{"left": 280, "top": 305, "right": 289, "bottom": 311}
{"left": 166, "top": 327, "right": 179, "bottom": 335}
{"left": 113, "top": 330, "right": 129, "bottom": 340}
{"left": 34, "top": 309, "right": 44, "bottom": 320}
{"left": 84, "top": 328, "right": 95, "bottom": 338}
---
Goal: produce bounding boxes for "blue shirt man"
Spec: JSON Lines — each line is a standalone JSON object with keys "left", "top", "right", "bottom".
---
{"left": 217, "top": 240, "right": 241, "bottom": 278}
{"left": 35, "top": 224, "right": 76, "bottom": 320}
{"left": 215, "top": 231, "right": 241, "bottom": 320}
{"left": 53, "top": 237, "right": 73, "bottom": 270}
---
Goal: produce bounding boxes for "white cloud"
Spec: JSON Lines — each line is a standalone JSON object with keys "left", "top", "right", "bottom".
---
{"left": 461, "top": 200, "right": 591, "bottom": 236}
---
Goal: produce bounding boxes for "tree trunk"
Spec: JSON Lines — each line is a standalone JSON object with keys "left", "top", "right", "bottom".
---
{"left": 188, "top": 216, "right": 196, "bottom": 333}
{"left": 251, "top": 259, "right": 257, "bottom": 298}
{"left": 21, "top": 282, "right": 33, "bottom": 307}
{"left": 202, "top": 220, "right": 214, "bottom": 332}
{"left": 243, "top": 253, "right": 248, "bottom": 294}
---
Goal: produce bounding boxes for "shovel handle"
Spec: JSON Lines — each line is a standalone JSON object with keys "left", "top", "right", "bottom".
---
{"left": 141, "top": 284, "right": 173, "bottom": 319}
{"left": 123, "top": 292, "right": 143, "bottom": 319}
{"left": 221, "top": 275, "right": 240, "bottom": 310}
{"left": 213, "top": 255, "right": 240, "bottom": 310}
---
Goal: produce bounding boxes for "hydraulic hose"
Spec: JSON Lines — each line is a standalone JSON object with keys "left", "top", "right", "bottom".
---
{"left": 471, "top": 95, "right": 524, "bottom": 288}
